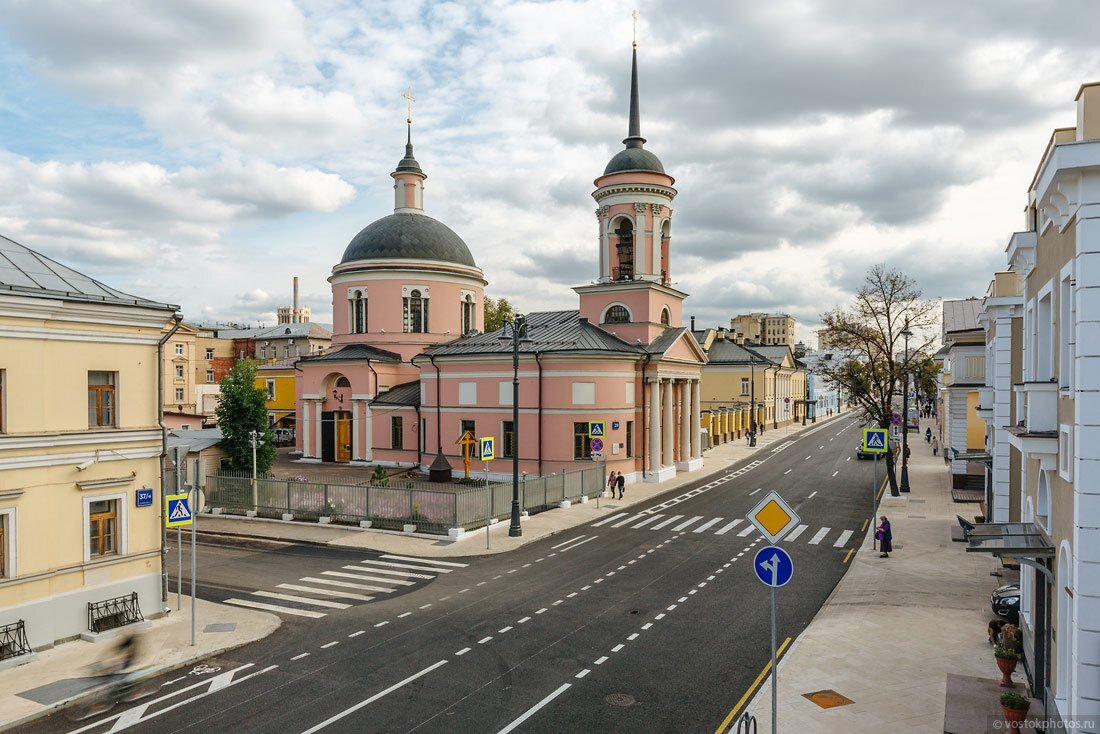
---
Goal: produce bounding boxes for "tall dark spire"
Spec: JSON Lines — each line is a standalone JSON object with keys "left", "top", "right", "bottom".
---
{"left": 623, "top": 46, "right": 646, "bottom": 149}
{"left": 395, "top": 122, "right": 423, "bottom": 174}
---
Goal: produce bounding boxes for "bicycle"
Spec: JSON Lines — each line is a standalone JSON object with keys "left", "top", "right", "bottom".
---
{"left": 66, "top": 664, "right": 159, "bottom": 722}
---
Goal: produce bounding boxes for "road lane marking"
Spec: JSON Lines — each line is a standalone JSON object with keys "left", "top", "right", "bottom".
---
{"left": 749, "top": 487, "right": 764, "bottom": 495}
{"left": 843, "top": 548, "right": 855, "bottom": 564}
{"left": 737, "top": 525, "right": 755, "bottom": 537}
{"left": 642, "top": 623, "right": 652, "bottom": 630}
{"left": 808, "top": 527, "right": 830, "bottom": 545}
{"left": 456, "top": 647, "right": 471, "bottom": 656}
{"left": 479, "top": 636, "right": 493, "bottom": 644}
{"left": 612, "top": 513, "right": 646, "bottom": 527}
{"left": 612, "top": 644, "right": 625, "bottom": 652}
{"left": 352, "top": 565, "right": 432, "bottom": 580}
{"left": 518, "top": 616, "right": 531, "bottom": 623}
{"left": 651, "top": 515, "right": 684, "bottom": 530}
{"left": 782, "top": 524, "right": 808, "bottom": 542}
{"left": 499, "top": 626, "right": 513, "bottom": 633}
{"left": 807, "top": 491, "right": 817, "bottom": 499}
{"left": 833, "top": 530, "right": 854, "bottom": 547}
{"left": 673, "top": 516, "right": 704, "bottom": 531}
{"left": 291, "top": 653, "right": 309, "bottom": 661}
{"left": 224, "top": 599, "right": 326, "bottom": 618}
{"left": 591, "top": 512, "right": 628, "bottom": 527}
{"left": 630, "top": 514, "right": 663, "bottom": 529}
{"left": 553, "top": 600, "right": 563, "bottom": 605}
{"left": 536, "top": 608, "right": 548, "bottom": 614}
{"left": 522, "top": 563, "right": 532, "bottom": 568}
{"left": 805, "top": 455, "right": 812, "bottom": 460}
{"left": 713, "top": 637, "right": 792, "bottom": 734}
{"left": 380, "top": 554, "right": 468, "bottom": 568}
{"left": 349, "top": 631, "right": 365, "bottom": 637}
{"left": 628, "top": 633, "right": 639, "bottom": 640}
{"left": 678, "top": 597, "right": 688, "bottom": 602}
{"left": 595, "top": 656, "right": 609, "bottom": 665}
{"left": 714, "top": 519, "right": 743, "bottom": 535}
{"left": 298, "top": 660, "right": 448, "bottom": 734}
{"left": 419, "top": 603, "right": 432, "bottom": 609}
{"left": 783, "top": 469, "right": 792, "bottom": 475}
{"left": 557, "top": 536, "right": 599, "bottom": 552}
{"left": 477, "top": 582, "right": 487, "bottom": 586}
{"left": 552, "top": 535, "right": 586, "bottom": 549}
{"left": 693, "top": 517, "right": 723, "bottom": 533}
{"left": 374, "top": 621, "right": 389, "bottom": 627}
{"left": 567, "top": 592, "right": 578, "bottom": 597}
{"left": 398, "top": 612, "right": 412, "bottom": 618}
{"left": 277, "top": 584, "right": 373, "bottom": 601}
{"left": 315, "top": 574, "right": 399, "bottom": 592}
{"left": 459, "top": 588, "right": 470, "bottom": 593}
{"left": 495, "top": 683, "right": 572, "bottom": 734}
{"left": 359, "top": 559, "right": 454, "bottom": 574}
{"left": 832, "top": 471, "right": 839, "bottom": 477}
{"left": 334, "top": 570, "right": 416, "bottom": 585}
{"left": 253, "top": 591, "right": 350, "bottom": 609}
{"left": 575, "top": 669, "right": 591, "bottom": 679}
{"left": 846, "top": 456, "right": 851, "bottom": 461}
{"left": 321, "top": 641, "right": 338, "bottom": 649}
{"left": 654, "top": 613, "right": 665, "bottom": 620}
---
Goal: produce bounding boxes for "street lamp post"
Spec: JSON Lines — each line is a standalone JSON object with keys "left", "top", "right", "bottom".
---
{"left": 749, "top": 354, "right": 757, "bottom": 447}
{"left": 900, "top": 317, "right": 912, "bottom": 494}
{"left": 505, "top": 315, "right": 527, "bottom": 537}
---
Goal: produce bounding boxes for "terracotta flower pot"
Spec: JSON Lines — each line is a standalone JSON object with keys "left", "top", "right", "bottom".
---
{"left": 996, "top": 656, "right": 1018, "bottom": 687}
{"left": 1002, "top": 703, "right": 1029, "bottom": 724}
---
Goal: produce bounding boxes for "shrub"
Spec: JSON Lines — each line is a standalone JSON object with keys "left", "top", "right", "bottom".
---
{"left": 1000, "top": 691, "right": 1029, "bottom": 710}
{"left": 994, "top": 645, "right": 1019, "bottom": 661}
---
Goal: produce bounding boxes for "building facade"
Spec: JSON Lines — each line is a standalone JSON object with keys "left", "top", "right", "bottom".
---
{"left": 729, "top": 313, "right": 796, "bottom": 347}
{"left": 257, "top": 357, "right": 300, "bottom": 432}
{"left": 938, "top": 299, "right": 988, "bottom": 489}
{"left": 0, "top": 235, "right": 177, "bottom": 649}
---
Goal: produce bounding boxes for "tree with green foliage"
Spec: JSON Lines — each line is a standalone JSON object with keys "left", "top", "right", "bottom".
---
{"left": 215, "top": 359, "right": 276, "bottom": 474}
{"left": 484, "top": 296, "right": 515, "bottom": 333}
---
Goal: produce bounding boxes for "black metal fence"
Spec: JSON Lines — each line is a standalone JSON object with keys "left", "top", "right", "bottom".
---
{"left": 88, "top": 592, "right": 144, "bottom": 634}
{"left": 201, "top": 465, "right": 604, "bottom": 535}
{"left": 0, "top": 619, "right": 31, "bottom": 660}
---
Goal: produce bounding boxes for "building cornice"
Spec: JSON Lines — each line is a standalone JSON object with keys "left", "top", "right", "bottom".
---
{"left": 593, "top": 182, "right": 677, "bottom": 203}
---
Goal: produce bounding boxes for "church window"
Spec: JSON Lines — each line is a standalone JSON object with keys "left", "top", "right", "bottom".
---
{"left": 403, "top": 289, "right": 428, "bottom": 333}
{"left": 613, "top": 220, "right": 634, "bottom": 281}
{"left": 573, "top": 422, "right": 593, "bottom": 460}
{"left": 605, "top": 305, "right": 630, "bottom": 324}
{"left": 350, "top": 290, "right": 367, "bottom": 334}
{"left": 660, "top": 307, "right": 671, "bottom": 326}
{"left": 335, "top": 376, "right": 351, "bottom": 388}
{"left": 462, "top": 294, "right": 476, "bottom": 334}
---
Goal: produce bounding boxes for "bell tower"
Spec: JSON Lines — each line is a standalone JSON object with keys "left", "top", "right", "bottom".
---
{"left": 576, "top": 38, "right": 686, "bottom": 346}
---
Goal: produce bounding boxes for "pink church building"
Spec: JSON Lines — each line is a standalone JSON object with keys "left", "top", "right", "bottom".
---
{"left": 296, "top": 44, "right": 706, "bottom": 485}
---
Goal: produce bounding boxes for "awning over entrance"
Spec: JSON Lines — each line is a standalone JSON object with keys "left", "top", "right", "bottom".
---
{"left": 950, "top": 449, "right": 993, "bottom": 467}
{"left": 965, "top": 522, "right": 1054, "bottom": 558}
{"left": 270, "top": 411, "right": 295, "bottom": 425}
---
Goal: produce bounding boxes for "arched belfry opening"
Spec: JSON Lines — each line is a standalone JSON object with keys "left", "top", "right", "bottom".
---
{"left": 614, "top": 219, "right": 634, "bottom": 281}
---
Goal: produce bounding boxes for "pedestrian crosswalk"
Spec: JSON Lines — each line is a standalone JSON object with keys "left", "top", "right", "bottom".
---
{"left": 223, "top": 554, "right": 468, "bottom": 620}
{"left": 590, "top": 511, "right": 857, "bottom": 548}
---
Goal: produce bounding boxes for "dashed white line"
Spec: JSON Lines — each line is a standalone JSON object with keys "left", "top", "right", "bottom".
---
{"left": 518, "top": 616, "right": 531, "bottom": 623}
{"left": 398, "top": 612, "right": 412, "bottom": 618}
{"left": 805, "top": 455, "right": 812, "bottom": 460}
{"left": 809, "top": 527, "right": 831, "bottom": 545}
{"left": 783, "top": 469, "right": 792, "bottom": 475}
{"left": 575, "top": 669, "right": 591, "bottom": 679}
{"left": 834, "top": 529, "right": 854, "bottom": 547}
{"left": 348, "top": 631, "right": 365, "bottom": 638}
{"left": 456, "top": 647, "right": 471, "bottom": 656}
{"left": 291, "top": 653, "right": 310, "bottom": 661}
{"left": 737, "top": 525, "right": 756, "bottom": 537}
{"left": 567, "top": 592, "right": 578, "bottom": 598}
{"left": 808, "top": 491, "right": 818, "bottom": 499}
{"left": 641, "top": 623, "right": 652, "bottom": 630}
{"left": 678, "top": 597, "right": 688, "bottom": 602}
{"left": 581, "top": 585, "right": 591, "bottom": 591}
{"left": 321, "top": 641, "right": 338, "bottom": 649}
{"left": 478, "top": 636, "right": 493, "bottom": 644}
{"left": 419, "top": 604, "right": 432, "bottom": 609}
{"left": 832, "top": 471, "right": 839, "bottom": 477}
{"left": 459, "top": 588, "right": 470, "bottom": 593}
{"left": 749, "top": 487, "right": 764, "bottom": 495}
{"left": 374, "top": 621, "right": 389, "bottom": 627}
{"left": 654, "top": 613, "right": 666, "bottom": 620}
{"left": 552, "top": 535, "right": 587, "bottom": 548}
{"left": 299, "top": 660, "right": 448, "bottom": 734}
{"left": 499, "top": 626, "right": 513, "bottom": 633}
{"left": 536, "top": 607, "right": 548, "bottom": 614}
{"left": 612, "top": 644, "right": 625, "bottom": 652}
{"left": 628, "top": 633, "right": 639, "bottom": 641}
{"left": 668, "top": 604, "right": 678, "bottom": 611}
{"left": 595, "top": 656, "right": 609, "bottom": 665}
{"left": 783, "top": 524, "right": 808, "bottom": 542}
{"left": 495, "top": 683, "right": 572, "bottom": 734}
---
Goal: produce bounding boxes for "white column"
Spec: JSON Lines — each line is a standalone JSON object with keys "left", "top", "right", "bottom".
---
{"left": 691, "top": 379, "right": 702, "bottom": 460}
{"left": 649, "top": 379, "right": 661, "bottom": 472}
{"left": 351, "top": 400, "right": 361, "bottom": 461}
{"left": 992, "top": 315, "right": 1015, "bottom": 522}
{"left": 599, "top": 214, "right": 609, "bottom": 281}
{"left": 635, "top": 205, "right": 646, "bottom": 277}
{"left": 301, "top": 400, "right": 311, "bottom": 457}
{"left": 362, "top": 401, "right": 373, "bottom": 462}
{"left": 314, "top": 400, "right": 323, "bottom": 459}
{"left": 662, "top": 378, "right": 674, "bottom": 467}
{"left": 679, "top": 380, "right": 690, "bottom": 462}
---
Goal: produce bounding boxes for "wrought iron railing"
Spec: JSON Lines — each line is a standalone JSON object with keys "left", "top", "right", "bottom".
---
{"left": 88, "top": 592, "right": 144, "bottom": 634}
{"left": 0, "top": 620, "right": 31, "bottom": 660}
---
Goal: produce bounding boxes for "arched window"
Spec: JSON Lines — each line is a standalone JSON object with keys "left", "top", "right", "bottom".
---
{"left": 1056, "top": 543, "right": 1072, "bottom": 704}
{"left": 350, "top": 290, "right": 367, "bottom": 334}
{"left": 613, "top": 219, "right": 634, "bottom": 281}
{"left": 334, "top": 376, "right": 351, "bottom": 388}
{"left": 462, "top": 294, "right": 476, "bottom": 334}
{"left": 1038, "top": 470, "right": 1051, "bottom": 529}
{"left": 605, "top": 305, "right": 630, "bottom": 324}
{"left": 660, "top": 307, "right": 671, "bottom": 326}
{"left": 404, "top": 289, "right": 428, "bottom": 333}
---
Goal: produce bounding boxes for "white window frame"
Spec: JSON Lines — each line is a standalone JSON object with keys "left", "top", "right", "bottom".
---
{"left": 82, "top": 492, "right": 128, "bottom": 563}
{"left": 1036, "top": 281, "right": 1054, "bottom": 382}
{"left": 175, "top": 365, "right": 184, "bottom": 379}
{"left": 625, "top": 381, "right": 635, "bottom": 404}
{"left": 175, "top": 388, "right": 185, "bottom": 402}
{"left": 601, "top": 302, "right": 633, "bottom": 324}
{"left": 206, "top": 369, "right": 215, "bottom": 384}
{"left": 175, "top": 343, "right": 184, "bottom": 356}
{"left": 1059, "top": 424, "right": 1073, "bottom": 482}
{"left": 205, "top": 348, "right": 214, "bottom": 360}
{"left": 741, "top": 377, "right": 750, "bottom": 396}
{"left": 0, "top": 507, "right": 16, "bottom": 578}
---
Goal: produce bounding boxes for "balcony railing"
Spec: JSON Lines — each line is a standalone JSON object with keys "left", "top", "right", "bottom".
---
{"left": 1013, "top": 381, "right": 1058, "bottom": 433}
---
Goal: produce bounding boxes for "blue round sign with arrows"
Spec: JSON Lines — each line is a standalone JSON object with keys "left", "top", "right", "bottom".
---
{"left": 753, "top": 546, "right": 794, "bottom": 587}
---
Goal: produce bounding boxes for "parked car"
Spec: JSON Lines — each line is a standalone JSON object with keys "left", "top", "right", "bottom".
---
{"left": 273, "top": 428, "right": 295, "bottom": 446}
{"left": 856, "top": 443, "right": 877, "bottom": 460}
{"left": 991, "top": 584, "right": 1020, "bottom": 624}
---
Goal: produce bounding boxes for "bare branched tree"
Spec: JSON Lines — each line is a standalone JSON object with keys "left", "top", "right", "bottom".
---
{"left": 817, "top": 264, "right": 938, "bottom": 495}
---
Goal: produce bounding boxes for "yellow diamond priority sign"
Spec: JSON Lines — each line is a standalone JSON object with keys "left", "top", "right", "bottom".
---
{"left": 747, "top": 490, "right": 800, "bottom": 544}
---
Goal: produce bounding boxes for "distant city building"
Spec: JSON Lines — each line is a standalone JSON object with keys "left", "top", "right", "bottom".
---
{"left": 938, "top": 298, "right": 986, "bottom": 490}
{"left": 277, "top": 276, "right": 311, "bottom": 325}
{"left": 199, "top": 322, "right": 332, "bottom": 361}
{"left": 729, "top": 312, "right": 796, "bottom": 346}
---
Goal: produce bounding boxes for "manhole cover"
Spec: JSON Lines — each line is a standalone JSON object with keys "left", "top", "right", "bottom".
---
{"left": 802, "top": 689, "right": 854, "bottom": 709}
{"left": 605, "top": 693, "right": 635, "bottom": 707}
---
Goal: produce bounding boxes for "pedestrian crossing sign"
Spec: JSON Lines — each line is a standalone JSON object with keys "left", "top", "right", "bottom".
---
{"left": 863, "top": 428, "right": 888, "bottom": 453}
{"left": 588, "top": 421, "right": 605, "bottom": 438}
{"left": 165, "top": 493, "right": 193, "bottom": 528}
{"left": 479, "top": 436, "right": 495, "bottom": 461}
{"left": 747, "top": 490, "right": 800, "bottom": 544}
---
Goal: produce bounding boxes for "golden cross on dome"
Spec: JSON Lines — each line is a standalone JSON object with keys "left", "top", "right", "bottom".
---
{"left": 632, "top": 9, "right": 638, "bottom": 48}
{"left": 404, "top": 86, "right": 415, "bottom": 124}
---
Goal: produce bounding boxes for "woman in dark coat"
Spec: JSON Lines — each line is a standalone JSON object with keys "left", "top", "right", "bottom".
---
{"left": 877, "top": 515, "right": 893, "bottom": 558}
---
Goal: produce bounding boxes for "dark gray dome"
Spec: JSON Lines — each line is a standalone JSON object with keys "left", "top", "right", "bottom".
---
{"left": 603, "top": 147, "right": 665, "bottom": 175}
{"left": 341, "top": 213, "right": 477, "bottom": 267}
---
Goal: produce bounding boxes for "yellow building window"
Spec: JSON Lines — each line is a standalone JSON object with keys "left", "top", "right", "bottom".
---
{"left": 88, "top": 372, "right": 116, "bottom": 427}
{"left": 88, "top": 499, "right": 117, "bottom": 558}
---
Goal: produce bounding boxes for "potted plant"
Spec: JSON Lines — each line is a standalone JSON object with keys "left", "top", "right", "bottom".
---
{"left": 974, "top": 515, "right": 986, "bottom": 523}
{"left": 994, "top": 645, "right": 1019, "bottom": 687}
{"left": 1000, "top": 691, "right": 1030, "bottom": 724}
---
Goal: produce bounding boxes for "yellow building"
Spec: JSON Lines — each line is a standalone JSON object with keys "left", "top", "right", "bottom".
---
{"left": 256, "top": 357, "right": 298, "bottom": 431}
{"left": 163, "top": 323, "right": 199, "bottom": 415}
{"left": 193, "top": 328, "right": 237, "bottom": 419}
{"left": 0, "top": 235, "right": 178, "bottom": 650}
{"left": 695, "top": 330, "right": 807, "bottom": 443}
{"left": 729, "top": 313, "right": 797, "bottom": 347}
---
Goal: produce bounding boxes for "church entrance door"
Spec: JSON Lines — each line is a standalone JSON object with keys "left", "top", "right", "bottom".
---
{"left": 335, "top": 411, "right": 352, "bottom": 463}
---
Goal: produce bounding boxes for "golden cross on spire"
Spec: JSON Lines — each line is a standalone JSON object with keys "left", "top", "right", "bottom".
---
{"left": 632, "top": 9, "right": 638, "bottom": 48}
{"left": 404, "top": 86, "right": 415, "bottom": 124}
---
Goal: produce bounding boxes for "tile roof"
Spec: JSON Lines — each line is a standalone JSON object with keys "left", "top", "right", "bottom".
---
{"left": 424, "top": 310, "right": 643, "bottom": 357}
{"left": 303, "top": 343, "right": 402, "bottom": 363}
{"left": 704, "top": 339, "right": 771, "bottom": 365}
{"left": 942, "top": 299, "right": 983, "bottom": 334}
{"left": 210, "top": 322, "right": 332, "bottom": 340}
{"left": 167, "top": 428, "right": 224, "bottom": 454}
{"left": 0, "top": 234, "right": 175, "bottom": 310}
{"left": 371, "top": 380, "right": 421, "bottom": 407}
{"left": 645, "top": 326, "right": 688, "bottom": 355}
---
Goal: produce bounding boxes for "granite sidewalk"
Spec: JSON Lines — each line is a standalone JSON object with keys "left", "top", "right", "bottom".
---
{"left": 736, "top": 417, "right": 1010, "bottom": 733}
{"left": 0, "top": 594, "right": 279, "bottom": 731}
{"left": 191, "top": 413, "right": 850, "bottom": 558}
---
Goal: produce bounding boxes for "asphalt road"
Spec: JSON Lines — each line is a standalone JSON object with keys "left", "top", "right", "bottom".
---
{"left": 21, "top": 416, "right": 877, "bottom": 734}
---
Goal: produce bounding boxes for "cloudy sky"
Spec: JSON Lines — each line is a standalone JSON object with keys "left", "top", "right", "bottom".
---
{"left": 2, "top": 0, "right": 1099, "bottom": 343}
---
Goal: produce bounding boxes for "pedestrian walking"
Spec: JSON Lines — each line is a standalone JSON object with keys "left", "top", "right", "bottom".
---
{"left": 876, "top": 515, "right": 893, "bottom": 558}
{"left": 607, "top": 471, "right": 617, "bottom": 497}
{"left": 925, "top": 427, "right": 932, "bottom": 443}
{"left": 904, "top": 444, "right": 911, "bottom": 461}
{"left": 746, "top": 430, "right": 752, "bottom": 446}
{"left": 616, "top": 472, "right": 625, "bottom": 499}
{"left": 932, "top": 436, "right": 939, "bottom": 456}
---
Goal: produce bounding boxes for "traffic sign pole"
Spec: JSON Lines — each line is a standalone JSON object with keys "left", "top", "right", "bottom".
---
{"left": 872, "top": 454, "right": 878, "bottom": 550}
{"left": 486, "top": 462, "right": 491, "bottom": 550}
{"left": 771, "top": 582, "right": 777, "bottom": 734}
{"left": 175, "top": 446, "right": 184, "bottom": 611}
{"left": 191, "top": 459, "right": 199, "bottom": 647}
